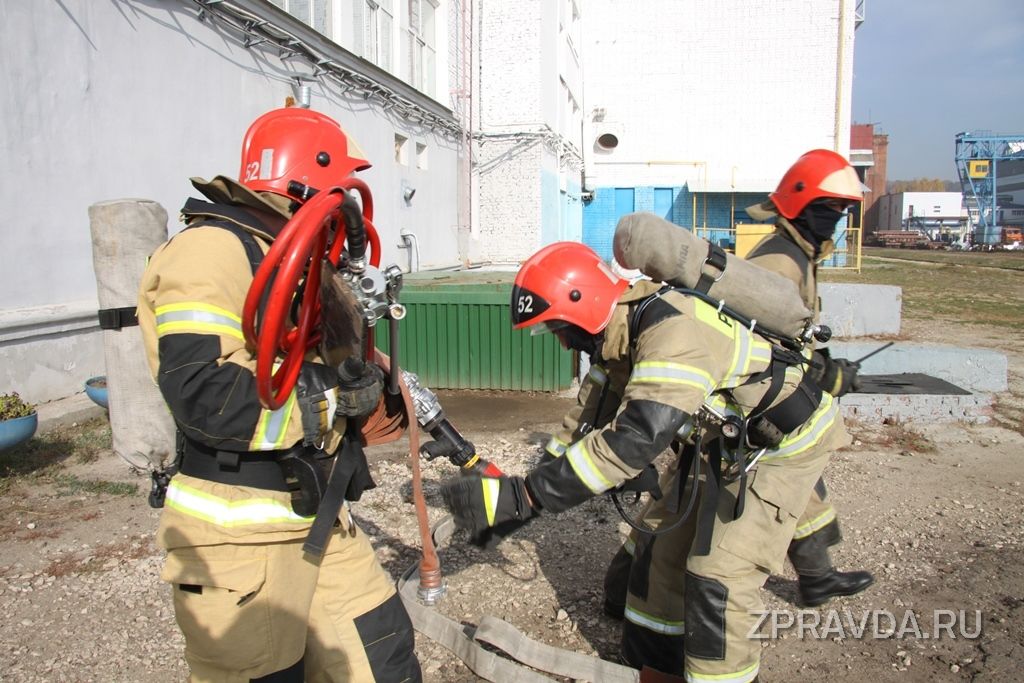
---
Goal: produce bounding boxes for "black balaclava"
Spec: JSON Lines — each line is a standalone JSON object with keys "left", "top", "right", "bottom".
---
{"left": 561, "top": 323, "right": 601, "bottom": 357}
{"left": 790, "top": 199, "right": 845, "bottom": 256}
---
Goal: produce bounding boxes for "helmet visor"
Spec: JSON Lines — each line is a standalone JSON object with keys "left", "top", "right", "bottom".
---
{"left": 510, "top": 284, "right": 552, "bottom": 328}
{"left": 529, "top": 320, "right": 570, "bottom": 337}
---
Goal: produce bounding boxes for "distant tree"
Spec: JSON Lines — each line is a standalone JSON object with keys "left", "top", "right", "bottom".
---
{"left": 886, "top": 178, "right": 951, "bottom": 193}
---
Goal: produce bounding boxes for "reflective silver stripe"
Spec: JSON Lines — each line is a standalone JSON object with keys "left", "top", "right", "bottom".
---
{"left": 165, "top": 479, "right": 312, "bottom": 526}
{"left": 685, "top": 662, "right": 759, "bottom": 683}
{"left": 545, "top": 436, "right": 568, "bottom": 457}
{"left": 252, "top": 392, "right": 296, "bottom": 451}
{"left": 792, "top": 506, "right": 837, "bottom": 539}
{"left": 632, "top": 361, "right": 715, "bottom": 395}
{"left": 624, "top": 605, "right": 685, "bottom": 635}
{"left": 565, "top": 440, "right": 613, "bottom": 494}
{"left": 719, "top": 324, "right": 753, "bottom": 389}
{"left": 761, "top": 393, "right": 838, "bottom": 461}
{"left": 749, "top": 341, "right": 773, "bottom": 366}
{"left": 623, "top": 537, "right": 636, "bottom": 555}
{"left": 588, "top": 363, "right": 608, "bottom": 386}
{"left": 155, "top": 303, "right": 243, "bottom": 340}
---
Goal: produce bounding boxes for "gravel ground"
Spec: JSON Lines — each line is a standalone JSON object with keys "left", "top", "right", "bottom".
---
{"left": 1, "top": 317, "right": 1022, "bottom": 682}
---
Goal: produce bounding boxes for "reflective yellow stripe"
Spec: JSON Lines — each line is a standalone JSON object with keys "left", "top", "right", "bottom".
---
{"left": 685, "top": 662, "right": 759, "bottom": 683}
{"left": 694, "top": 300, "right": 735, "bottom": 338}
{"left": 565, "top": 440, "right": 613, "bottom": 494}
{"left": 481, "top": 478, "right": 501, "bottom": 526}
{"left": 624, "top": 605, "right": 685, "bottom": 635}
{"left": 792, "top": 506, "right": 837, "bottom": 539}
{"left": 632, "top": 361, "right": 715, "bottom": 395}
{"left": 588, "top": 363, "right": 608, "bottom": 386}
{"left": 165, "top": 479, "right": 312, "bottom": 527}
{"left": 761, "top": 393, "right": 838, "bottom": 461}
{"left": 252, "top": 391, "right": 297, "bottom": 450}
{"left": 623, "top": 537, "right": 636, "bottom": 555}
{"left": 545, "top": 436, "right": 568, "bottom": 458}
{"left": 155, "top": 302, "right": 244, "bottom": 340}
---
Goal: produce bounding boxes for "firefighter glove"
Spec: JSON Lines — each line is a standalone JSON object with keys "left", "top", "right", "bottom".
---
{"left": 336, "top": 357, "right": 384, "bottom": 418}
{"left": 297, "top": 361, "right": 340, "bottom": 446}
{"left": 807, "top": 350, "right": 861, "bottom": 397}
{"left": 441, "top": 475, "right": 537, "bottom": 545}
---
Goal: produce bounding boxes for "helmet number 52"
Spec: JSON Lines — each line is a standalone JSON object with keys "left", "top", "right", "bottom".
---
{"left": 517, "top": 295, "right": 534, "bottom": 314}
{"left": 244, "top": 162, "right": 260, "bottom": 183}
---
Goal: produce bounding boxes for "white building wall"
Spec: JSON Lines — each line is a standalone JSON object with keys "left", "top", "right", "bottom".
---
{"left": 582, "top": 0, "right": 857, "bottom": 193}
{"left": 471, "top": 0, "right": 584, "bottom": 263}
{"left": 876, "top": 192, "right": 964, "bottom": 229}
{"left": 899, "top": 192, "right": 964, "bottom": 221}
{"left": 0, "top": 0, "right": 460, "bottom": 403}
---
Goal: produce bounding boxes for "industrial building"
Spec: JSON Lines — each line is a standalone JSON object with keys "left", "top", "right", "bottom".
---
{"left": 2, "top": 0, "right": 867, "bottom": 402}
{"left": 875, "top": 191, "right": 967, "bottom": 241}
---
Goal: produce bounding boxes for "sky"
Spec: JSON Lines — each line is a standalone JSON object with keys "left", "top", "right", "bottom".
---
{"left": 852, "top": 0, "right": 1024, "bottom": 181}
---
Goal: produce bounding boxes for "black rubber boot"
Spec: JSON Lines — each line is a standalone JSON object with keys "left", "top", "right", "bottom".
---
{"left": 798, "top": 568, "right": 874, "bottom": 607}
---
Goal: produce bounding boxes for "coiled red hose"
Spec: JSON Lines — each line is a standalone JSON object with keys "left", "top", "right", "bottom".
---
{"left": 242, "top": 180, "right": 381, "bottom": 410}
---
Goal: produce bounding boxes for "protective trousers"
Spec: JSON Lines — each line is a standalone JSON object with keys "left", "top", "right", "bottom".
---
{"left": 787, "top": 479, "right": 840, "bottom": 577}
{"left": 619, "top": 442, "right": 831, "bottom": 682}
{"left": 606, "top": 477, "right": 843, "bottom": 619}
{"left": 161, "top": 526, "right": 420, "bottom": 682}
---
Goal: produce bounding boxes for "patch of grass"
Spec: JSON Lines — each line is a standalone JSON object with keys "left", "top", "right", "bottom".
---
{"left": 865, "top": 247, "right": 1024, "bottom": 270}
{"left": 821, "top": 253, "right": 1024, "bottom": 330}
{"left": 50, "top": 473, "right": 137, "bottom": 497}
{"left": 0, "top": 419, "right": 112, "bottom": 493}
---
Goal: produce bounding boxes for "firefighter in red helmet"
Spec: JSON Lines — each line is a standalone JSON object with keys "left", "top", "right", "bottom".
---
{"left": 137, "top": 107, "right": 420, "bottom": 682}
{"left": 598, "top": 150, "right": 873, "bottom": 676}
{"left": 747, "top": 148, "right": 874, "bottom": 604}
{"left": 443, "top": 240, "right": 849, "bottom": 683}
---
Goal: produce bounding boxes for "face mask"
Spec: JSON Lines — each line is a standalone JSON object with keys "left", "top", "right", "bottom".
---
{"left": 559, "top": 324, "right": 599, "bottom": 357}
{"left": 792, "top": 202, "right": 845, "bottom": 249}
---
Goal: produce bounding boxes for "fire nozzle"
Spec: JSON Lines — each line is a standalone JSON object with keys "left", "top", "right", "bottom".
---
{"left": 400, "top": 370, "right": 503, "bottom": 477}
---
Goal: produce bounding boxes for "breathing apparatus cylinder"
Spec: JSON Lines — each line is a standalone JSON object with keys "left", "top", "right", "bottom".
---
{"left": 613, "top": 212, "right": 813, "bottom": 339}
{"left": 89, "top": 199, "right": 177, "bottom": 470}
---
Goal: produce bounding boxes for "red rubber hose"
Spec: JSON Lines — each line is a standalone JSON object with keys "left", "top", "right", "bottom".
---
{"left": 242, "top": 182, "right": 380, "bottom": 410}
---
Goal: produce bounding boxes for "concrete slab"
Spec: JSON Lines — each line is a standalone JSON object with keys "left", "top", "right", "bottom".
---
{"left": 839, "top": 392, "right": 993, "bottom": 424}
{"left": 819, "top": 283, "right": 902, "bottom": 337}
{"left": 825, "top": 341, "right": 1008, "bottom": 393}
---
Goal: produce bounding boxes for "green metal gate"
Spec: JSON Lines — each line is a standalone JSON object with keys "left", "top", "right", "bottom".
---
{"left": 374, "top": 271, "right": 574, "bottom": 391}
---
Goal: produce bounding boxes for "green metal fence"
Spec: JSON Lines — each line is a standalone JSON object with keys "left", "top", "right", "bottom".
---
{"left": 374, "top": 271, "right": 575, "bottom": 391}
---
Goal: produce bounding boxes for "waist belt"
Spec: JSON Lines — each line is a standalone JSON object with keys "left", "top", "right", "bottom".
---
{"left": 179, "top": 441, "right": 290, "bottom": 492}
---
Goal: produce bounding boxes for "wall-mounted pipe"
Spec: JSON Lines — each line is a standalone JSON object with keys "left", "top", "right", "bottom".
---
{"left": 398, "top": 229, "right": 420, "bottom": 273}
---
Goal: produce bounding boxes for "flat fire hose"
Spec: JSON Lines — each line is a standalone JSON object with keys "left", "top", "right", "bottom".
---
{"left": 398, "top": 517, "right": 640, "bottom": 683}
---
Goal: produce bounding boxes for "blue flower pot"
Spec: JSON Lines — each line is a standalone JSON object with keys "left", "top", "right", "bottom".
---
{"left": 85, "top": 376, "right": 109, "bottom": 410}
{"left": 0, "top": 412, "right": 38, "bottom": 451}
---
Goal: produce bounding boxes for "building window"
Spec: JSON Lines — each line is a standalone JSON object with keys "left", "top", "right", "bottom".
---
{"left": 416, "top": 142, "right": 428, "bottom": 170}
{"left": 353, "top": 0, "right": 394, "bottom": 72}
{"left": 269, "top": 0, "right": 331, "bottom": 35}
{"left": 406, "top": 0, "right": 437, "bottom": 96}
{"left": 395, "top": 133, "right": 408, "bottom": 165}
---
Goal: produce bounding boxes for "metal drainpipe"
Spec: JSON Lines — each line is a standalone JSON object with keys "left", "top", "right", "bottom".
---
{"left": 834, "top": 0, "right": 847, "bottom": 152}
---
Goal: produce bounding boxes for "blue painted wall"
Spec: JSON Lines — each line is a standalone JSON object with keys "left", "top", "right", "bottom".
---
{"left": 583, "top": 185, "right": 850, "bottom": 266}
{"left": 541, "top": 170, "right": 584, "bottom": 245}
{"left": 583, "top": 185, "right": 767, "bottom": 258}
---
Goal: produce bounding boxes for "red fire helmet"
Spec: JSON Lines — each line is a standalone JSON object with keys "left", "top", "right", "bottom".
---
{"left": 239, "top": 107, "right": 371, "bottom": 200}
{"left": 511, "top": 242, "right": 629, "bottom": 335}
{"left": 769, "top": 149, "right": 863, "bottom": 219}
